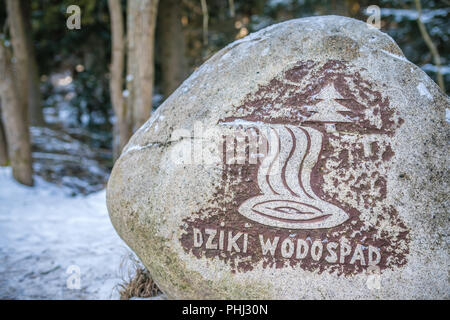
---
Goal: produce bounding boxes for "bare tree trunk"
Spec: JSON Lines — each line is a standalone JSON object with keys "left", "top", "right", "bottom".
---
{"left": 126, "top": 0, "right": 138, "bottom": 132}
{"left": 6, "top": 0, "right": 29, "bottom": 119}
{"left": 158, "top": 0, "right": 188, "bottom": 99}
{"left": 135, "top": 0, "right": 159, "bottom": 129}
{"left": 21, "top": 0, "right": 44, "bottom": 126}
{"left": 228, "top": 0, "right": 235, "bottom": 18}
{"left": 0, "top": 102, "right": 9, "bottom": 166}
{"left": 0, "top": 43, "right": 34, "bottom": 186}
{"left": 200, "top": 0, "right": 209, "bottom": 47}
{"left": 415, "top": 0, "right": 446, "bottom": 93}
{"left": 108, "top": 0, "right": 131, "bottom": 160}
{"left": 127, "top": 0, "right": 159, "bottom": 131}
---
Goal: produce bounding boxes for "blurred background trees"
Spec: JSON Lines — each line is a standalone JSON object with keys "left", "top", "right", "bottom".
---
{"left": 0, "top": 0, "right": 448, "bottom": 188}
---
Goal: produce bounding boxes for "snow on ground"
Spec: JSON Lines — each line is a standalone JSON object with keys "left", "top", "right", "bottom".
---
{"left": 0, "top": 167, "right": 132, "bottom": 299}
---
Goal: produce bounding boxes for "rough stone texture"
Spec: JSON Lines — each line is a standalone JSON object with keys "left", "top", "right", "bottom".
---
{"left": 107, "top": 16, "right": 449, "bottom": 299}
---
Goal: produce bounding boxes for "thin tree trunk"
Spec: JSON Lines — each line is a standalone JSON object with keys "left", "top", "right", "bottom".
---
{"left": 126, "top": 0, "right": 138, "bottom": 132}
{"left": 200, "top": 0, "right": 209, "bottom": 46}
{"left": 158, "top": 0, "right": 188, "bottom": 99}
{"left": 21, "top": 0, "right": 44, "bottom": 126}
{"left": 6, "top": 0, "right": 29, "bottom": 118}
{"left": 108, "top": 0, "right": 131, "bottom": 160}
{"left": 0, "top": 43, "right": 34, "bottom": 186}
{"left": 136, "top": 0, "right": 159, "bottom": 129}
{"left": 0, "top": 102, "right": 9, "bottom": 166}
{"left": 127, "top": 0, "right": 159, "bottom": 131}
{"left": 415, "top": 0, "right": 446, "bottom": 93}
{"left": 228, "top": 0, "right": 235, "bottom": 18}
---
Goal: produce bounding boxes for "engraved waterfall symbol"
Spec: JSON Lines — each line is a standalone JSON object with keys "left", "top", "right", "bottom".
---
{"left": 226, "top": 84, "right": 354, "bottom": 229}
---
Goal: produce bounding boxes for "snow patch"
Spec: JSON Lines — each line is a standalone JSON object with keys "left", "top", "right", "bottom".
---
{"left": 417, "top": 82, "right": 433, "bottom": 100}
{"left": 380, "top": 49, "right": 408, "bottom": 62}
{"left": 421, "top": 64, "right": 450, "bottom": 75}
{"left": 261, "top": 47, "right": 270, "bottom": 56}
{"left": 220, "top": 119, "right": 267, "bottom": 127}
{"left": 378, "top": 8, "right": 449, "bottom": 23}
{"left": 121, "top": 143, "right": 156, "bottom": 156}
{"left": 0, "top": 167, "right": 131, "bottom": 299}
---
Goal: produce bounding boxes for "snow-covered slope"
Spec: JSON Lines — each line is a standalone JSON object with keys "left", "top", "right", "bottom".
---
{"left": 0, "top": 167, "right": 131, "bottom": 299}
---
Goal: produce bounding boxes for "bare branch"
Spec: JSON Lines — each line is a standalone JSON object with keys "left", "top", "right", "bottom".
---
{"left": 229, "top": 0, "right": 235, "bottom": 18}
{"left": 200, "top": 0, "right": 209, "bottom": 46}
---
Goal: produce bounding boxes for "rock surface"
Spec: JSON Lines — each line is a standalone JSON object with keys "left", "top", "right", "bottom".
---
{"left": 107, "top": 16, "right": 449, "bottom": 299}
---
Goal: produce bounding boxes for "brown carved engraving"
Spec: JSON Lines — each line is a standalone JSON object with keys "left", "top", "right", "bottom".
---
{"left": 180, "top": 60, "right": 410, "bottom": 276}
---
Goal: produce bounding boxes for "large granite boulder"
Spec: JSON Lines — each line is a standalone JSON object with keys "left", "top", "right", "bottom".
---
{"left": 107, "top": 16, "right": 449, "bottom": 299}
